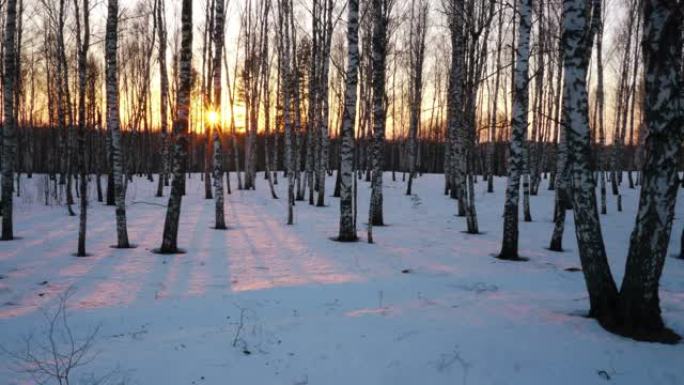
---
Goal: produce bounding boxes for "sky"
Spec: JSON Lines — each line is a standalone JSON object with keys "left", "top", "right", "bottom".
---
{"left": 14, "top": 0, "right": 634, "bottom": 141}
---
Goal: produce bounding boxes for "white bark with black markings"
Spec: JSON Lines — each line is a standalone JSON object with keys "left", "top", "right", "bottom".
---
{"left": 499, "top": 0, "right": 532, "bottom": 259}
{"left": 338, "top": 0, "right": 360, "bottom": 241}
{"left": 105, "top": 0, "right": 130, "bottom": 248}
{"left": 160, "top": 0, "right": 192, "bottom": 253}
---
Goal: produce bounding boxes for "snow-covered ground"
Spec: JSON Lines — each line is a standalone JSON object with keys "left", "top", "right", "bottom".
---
{"left": 0, "top": 172, "right": 683, "bottom": 385}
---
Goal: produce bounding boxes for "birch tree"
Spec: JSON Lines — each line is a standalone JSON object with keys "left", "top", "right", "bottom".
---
{"left": 561, "top": 0, "right": 683, "bottom": 343}
{"left": 315, "top": 0, "right": 334, "bottom": 208}
{"left": 498, "top": 0, "right": 532, "bottom": 260}
{"left": 338, "top": 0, "right": 360, "bottom": 242}
{"left": 368, "top": 0, "right": 392, "bottom": 239}
{"left": 548, "top": 113, "right": 570, "bottom": 252}
{"left": 211, "top": 0, "right": 227, "bottom": 229}
{"left": 609, "top": 1, "right": 639, "bottom": 212}
{"left": 160, "top": 0, "right": 192, "bottom": 253}
{"left": 486, "top": 0, "right": 504, "bottom": 193}
{"left": 406, "top": 0, "right": 426, "bottom": 197}
{"left": 106, "top": 0, "right": 131, "bottom": 248}
{"left": 445, "top": 0, "right": 466, "bottom": 214}
{"left": 593, "top": 0, "right": 607, "bottom": 215}
{"left": 617, "top": 0, "right": 682, "bottom": 342}
{"left": 562, "top": 0, "right": 620, "bottom": 326}
{"left": 278, "top": 0, "right": 295, "bottom": 224}
{"left": 74, "top": 0, "right": 90, "bottom": 256}
{"left": 54, "top": 0, "right": 76, "bottom": 217}
{"left": 462, "top": 0, "right": 494, "bottom": 234}
{"left": 260, "top": 0, "right": 278, "bottom": 200}
{"left": 202, "top": 0, "right": 214, "bottom": 201}
{"left": 241, "top": 0, "right": 267, "bottom": 190}
{"left": 2, "top": 0, "right": 18, "bottom": 240}
{"left": 322, "top": 1, "right": 335, "bottom": 207}
{"left": 155, "top": 0, "right": 170, "bottom": 197}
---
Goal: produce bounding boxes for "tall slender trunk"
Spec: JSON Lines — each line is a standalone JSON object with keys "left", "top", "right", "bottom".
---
{"left": 316, "top": 0, "right": 333, "bottom": 208}
{"left": 563, "top": 0, "right": 619, "bottom": 324}
{"left": 307, "top": 2, "right": 319, "bottom": 206}
{"left": 279, "top": 0, "right": 295, "bottom": 224}
{"left": 203, "top": 1, "right": 214, "bottom": 201}
{"left": 498, "top": 0, "right": 532, "bottom": 260}
{"left": 2, "top": 0, "right": 18, "bottom": 240}
{"left": 338, "top": 0, "right": 359, "bottom": 242}
{"left": 549, "top": 116, "right": 569, "bottom": 251}
{"left": 447, "top": 0, "right": 466, "bottom": 217}
{"left": 106, "top": 0, "right": 130, "bottom": 248}
{"left": 487, "top": 2, "right": 504, "bottom": 193}
{"left": 212, "top": 0, "right": 227, "bottom": 229}
{"left": 156, "top": 0, "right": 170, "bottom": 197}
{"left": 369, "top": 0, "right": 391, "bottom": 230}
{"left": 292, "top": 46, "right": 305, "bottom": 201}
{"left": 160, "top": 0, "right": 192, "bottom": 253}
{"left": 75, "top": 0, "right": 90, "bottom": 255}
{"left": 224, "top": 49, "right": 242, "bottom": 190}
{"left": 626, "top": 9, "right": 642, "bottom": 190}
{"left": 406, "top": 0, "right": 426, "bottom": 198}
{"left": 594, "top": 0, "right": 607, "bottom": 215}
{"left": 529, "top": 0, "right": 545, "bottom": 196}
{"left": 260, "top": 0, "right": 277, "bottom": 199}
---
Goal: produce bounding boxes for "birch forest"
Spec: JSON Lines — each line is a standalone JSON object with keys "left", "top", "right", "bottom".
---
{"left": 0, "top": 0, "right": 682, "bottom": 383}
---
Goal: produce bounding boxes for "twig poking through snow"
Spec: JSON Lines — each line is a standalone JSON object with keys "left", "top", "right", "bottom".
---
{"left": 129, "top": 201, "right": 166, "bottom": 208}
{"left": 232, "top": 306, "right": 247, "bottom": 349}
{"left": 0, "top": 287, "right": 122, "bottom": 385}
{"left": 432, "top": 345, "right": 470, "bottom": 385}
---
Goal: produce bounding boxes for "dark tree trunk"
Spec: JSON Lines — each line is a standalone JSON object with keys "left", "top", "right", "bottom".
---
{"left": 369, "top": 0, "right": 391, "bottom": 231}
{"left": 75, "top": 0, "right": 90, "bottom": 256}
{"left": 1, "top": 0, "right": 18, "bottom": 240}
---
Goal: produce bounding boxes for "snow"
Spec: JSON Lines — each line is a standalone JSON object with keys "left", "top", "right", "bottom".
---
{"left": 1, "top": 173, "right": 683, "bottom": 385}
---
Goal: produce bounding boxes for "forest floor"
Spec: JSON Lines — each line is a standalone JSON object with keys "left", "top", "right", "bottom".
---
{"left": 0, "top": 172, "right": 683, "bottom": 385}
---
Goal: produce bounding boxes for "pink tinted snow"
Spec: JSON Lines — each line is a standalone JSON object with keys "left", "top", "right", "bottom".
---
{"left": 0, "top": 179, "right": 362, "bottom": 319}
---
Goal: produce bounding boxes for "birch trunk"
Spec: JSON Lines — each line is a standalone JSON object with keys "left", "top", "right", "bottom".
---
{"left": 316, "top": 0, "right": 333, "bottom": 208}
{"left": 618, "top": 0, "right": 682, "bottom": 342}
{"left": 406, "top": 0, "right": 426, "bottom": 197}
{"left": 279, "top": 0, "right": 295, "bottom": 224}
{"left": 498, "top": 0, "right": 532, "bottom": 260}
{"left": 156, "top": 0, "right": 170, "bottom": 197}
{"left": 75, "top": 0, "right": 90, "bottom": 255}
{"left": 369, "top": 0, "right": 390, "bottom": 229}
{"left": 203, "top": 1, "right": 214, "bottom": 201}
{"left": 106, "top": 0, "right": 130, "bottom": 248}
{"left": 563, "top": 0, "right": 619, "bottom": 324}
{"left": 487, "top": 3, "right": 504, "bottom": 194}
{"left": 549, "top": 117, "right": 569, "bottom": 251}
{"left": 1, "top": 0, "right": 18, "bottom": 240}
{"left": 160, "top": 0, "right": 192, "bottom": 253}
{"left": 338, "top": 0, "right": 359, "bottom": 242}
{"left": 224, "top": 51, "right": 242, "bottom": 190}
{"left": 447, "top": 0, "right": 466, "bottom": 216}
{"left": 593, "top": 0, "right": 607, "bottom": 215}
{"left": 212, "top": 0, "right": 226, "bottom": 229}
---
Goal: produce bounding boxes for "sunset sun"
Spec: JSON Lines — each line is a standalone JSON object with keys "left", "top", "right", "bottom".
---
{"left": 206, "top": 110, "right": 220, "bottom": 126}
